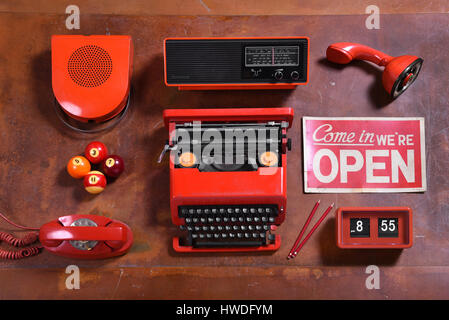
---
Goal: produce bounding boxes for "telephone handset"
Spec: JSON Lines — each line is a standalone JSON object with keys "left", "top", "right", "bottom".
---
{"left": 0, "top": 213, "right": 133, "bottom": 259}
{"left": 326, "top": 42, "right": 423, "bottom": 99}
{"left": 40, "top": 215, "right": 133, "bottom": 259}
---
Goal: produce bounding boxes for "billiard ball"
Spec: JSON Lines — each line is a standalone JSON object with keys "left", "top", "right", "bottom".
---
{"left": 85, "top": 141, "right": 108, "bottom": 164}
{"left": 83, "top": 171, "right": 107, "bottom": 194}
{"left": 67, "top": 156, "right": 91, "bottom": 179}
{"left": 102, "top": 155, "right": 124, "bottom": 178}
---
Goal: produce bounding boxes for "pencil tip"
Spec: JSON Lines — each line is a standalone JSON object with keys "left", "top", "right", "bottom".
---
{"left": 317, "top": 200, "right": 321, "bottom": 203}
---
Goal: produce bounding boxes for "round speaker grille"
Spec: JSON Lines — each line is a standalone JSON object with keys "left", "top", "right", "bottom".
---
{"left": 67, "top": 45, "right": 113, "bottom": 88}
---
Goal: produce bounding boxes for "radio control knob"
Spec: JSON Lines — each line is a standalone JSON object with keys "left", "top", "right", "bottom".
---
{"left": 251, "top": 68, "right": 262, "bottom": 77}
{"left": 274, "top": 70, "right": 283, "bottom": 81}
{"left": 291, "top": 71, "right": 300, "bottom": 80}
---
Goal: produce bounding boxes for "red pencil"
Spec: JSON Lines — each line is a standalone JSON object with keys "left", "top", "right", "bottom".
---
{"left": 290, "top": 203, "right": 334, "bottom": 259}
{"left": 287, "top": 200, "right": 320, "bottom": 259}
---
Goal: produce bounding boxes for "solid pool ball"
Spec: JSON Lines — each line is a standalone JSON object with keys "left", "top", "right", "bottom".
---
{"left": 102, "top": 155, "right": 125, "bottom": 178}
{"left": 83, "top": 171, "right": 107, "bottom": 194}
{"left": 85, "top": 141, "right": 108, "bottom": 164}
{"left": 67, "top": 156, "right": 91, "bottom": 179}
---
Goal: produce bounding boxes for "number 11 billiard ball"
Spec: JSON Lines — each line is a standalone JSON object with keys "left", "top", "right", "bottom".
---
{"left": 83, "top": 171, "right": 107, "bottom": 194}
{"left": 102, "top": 155, "right": 124, "bottom": 178}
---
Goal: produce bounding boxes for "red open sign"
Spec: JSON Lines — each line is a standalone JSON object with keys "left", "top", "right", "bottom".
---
{"left": 303, "top": 117, "right": 426, "bottom": 193}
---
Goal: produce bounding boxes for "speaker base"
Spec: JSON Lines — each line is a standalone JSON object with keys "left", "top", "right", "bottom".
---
{"left": 53, "top": 88, "right": 132, "bottom": 134}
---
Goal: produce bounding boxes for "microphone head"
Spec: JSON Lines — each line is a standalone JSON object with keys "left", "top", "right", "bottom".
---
{"left": 326, "top": 44, "right": 354, "bottom": 64}
{"left": 383, "top": 55, "right": 423, "bottom": 99}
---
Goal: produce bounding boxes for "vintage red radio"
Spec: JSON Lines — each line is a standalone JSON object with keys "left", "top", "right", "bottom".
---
{"left": 161, "top": 108, "right": 294, "bottom": 252}
{"left": 164, "top": 37, "right": 309, "bottom": 90}
{"left": 336, "top": 207, "right": 413, "bottom": 249}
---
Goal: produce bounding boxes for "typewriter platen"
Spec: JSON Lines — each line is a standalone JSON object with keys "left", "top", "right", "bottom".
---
{"left": 162, "top": 108, "right": 294, "bottom": 252}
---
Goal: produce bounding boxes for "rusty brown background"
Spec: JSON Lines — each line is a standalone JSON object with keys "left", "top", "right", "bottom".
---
{"left": 0, "top": 1, "right": 448, "bottom": 299}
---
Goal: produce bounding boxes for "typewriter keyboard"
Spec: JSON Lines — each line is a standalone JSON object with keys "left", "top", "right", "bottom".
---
{"left": 178, "top": 205, "right": 279, "bottom": 248}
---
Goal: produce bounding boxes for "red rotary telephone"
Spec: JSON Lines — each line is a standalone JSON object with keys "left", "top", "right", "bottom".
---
{"left": 326, "top": 42, "right": 423, "bottom": 99}
{"left": 0, "top": 213, "right": 133, "bottom": 259}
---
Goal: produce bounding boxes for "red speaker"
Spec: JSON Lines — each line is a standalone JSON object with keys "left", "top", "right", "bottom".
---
{"left": 52, "top": 35, "right": 133, "bottom": 131}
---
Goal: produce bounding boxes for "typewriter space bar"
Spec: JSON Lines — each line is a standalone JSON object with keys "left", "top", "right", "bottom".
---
{"left": 193, "top": 240, "right": 264, "bottom": 248}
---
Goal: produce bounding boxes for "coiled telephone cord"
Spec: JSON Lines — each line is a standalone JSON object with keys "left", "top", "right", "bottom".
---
{"left": 0, "top": 212, "right": 42, "bottom": 259}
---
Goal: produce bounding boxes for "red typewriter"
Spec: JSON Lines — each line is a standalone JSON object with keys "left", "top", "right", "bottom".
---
{"left": 161, "top": 108, "right": 294, "bottom": 252}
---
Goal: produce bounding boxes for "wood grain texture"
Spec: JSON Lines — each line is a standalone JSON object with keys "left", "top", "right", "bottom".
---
{"left": 0, "top": 7, "right": 448, "bottom": 299}
{"left": 1, "top": 0, "right": 449, "bottom": 15}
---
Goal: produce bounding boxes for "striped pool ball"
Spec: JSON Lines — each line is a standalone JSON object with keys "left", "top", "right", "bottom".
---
{"left": 83, "top": 171, "right": 107, "bottom": 194}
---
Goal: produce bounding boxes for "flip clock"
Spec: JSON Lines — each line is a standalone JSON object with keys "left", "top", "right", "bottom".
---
{"left": 336, "top": 207, "right": 413, "bottom": 249}
{"left": 164, "top": 37, "right": 309, "bottom": 90}
{"left": 162, "top": 108, "right": 294, "bottom": 252}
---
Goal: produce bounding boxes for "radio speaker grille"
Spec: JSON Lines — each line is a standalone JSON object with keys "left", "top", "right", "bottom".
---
{"left": 165, "top": 40, "right": 241, "bottom": 83}
{"left": 67, "top": 45, "right": 113, "bottom": 88}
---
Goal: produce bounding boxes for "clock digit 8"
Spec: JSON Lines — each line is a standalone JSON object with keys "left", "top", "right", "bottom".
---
{"left": 336, "top": 207, "right": 413, "bottom": 249}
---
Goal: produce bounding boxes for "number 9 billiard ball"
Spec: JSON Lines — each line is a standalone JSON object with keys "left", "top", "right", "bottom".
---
{"left": 85, "top": 141, "right": 108, "bottom": 164}
{"left": 67, "top": 156, "right": 91, "bottom": 179}
{"left": 102, "top": 155, "right": 124, "bottom": 178}
{"left": 83, "top": 171, "right": 107, "bottom": 194}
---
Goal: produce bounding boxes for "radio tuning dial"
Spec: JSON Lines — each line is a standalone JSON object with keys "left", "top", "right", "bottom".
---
{"left": 251, "top": 68, "right": 262, "bottom": 77}
{"left": 274, "top": 70, "right": 283, "bottom": 81}
{"left": 291, "top": 71, "right": 300, "bottom": 80}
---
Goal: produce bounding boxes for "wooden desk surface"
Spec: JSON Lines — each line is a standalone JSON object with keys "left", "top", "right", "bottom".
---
{"left": 0, "top": 1, "right": 448, "bottom": 299}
